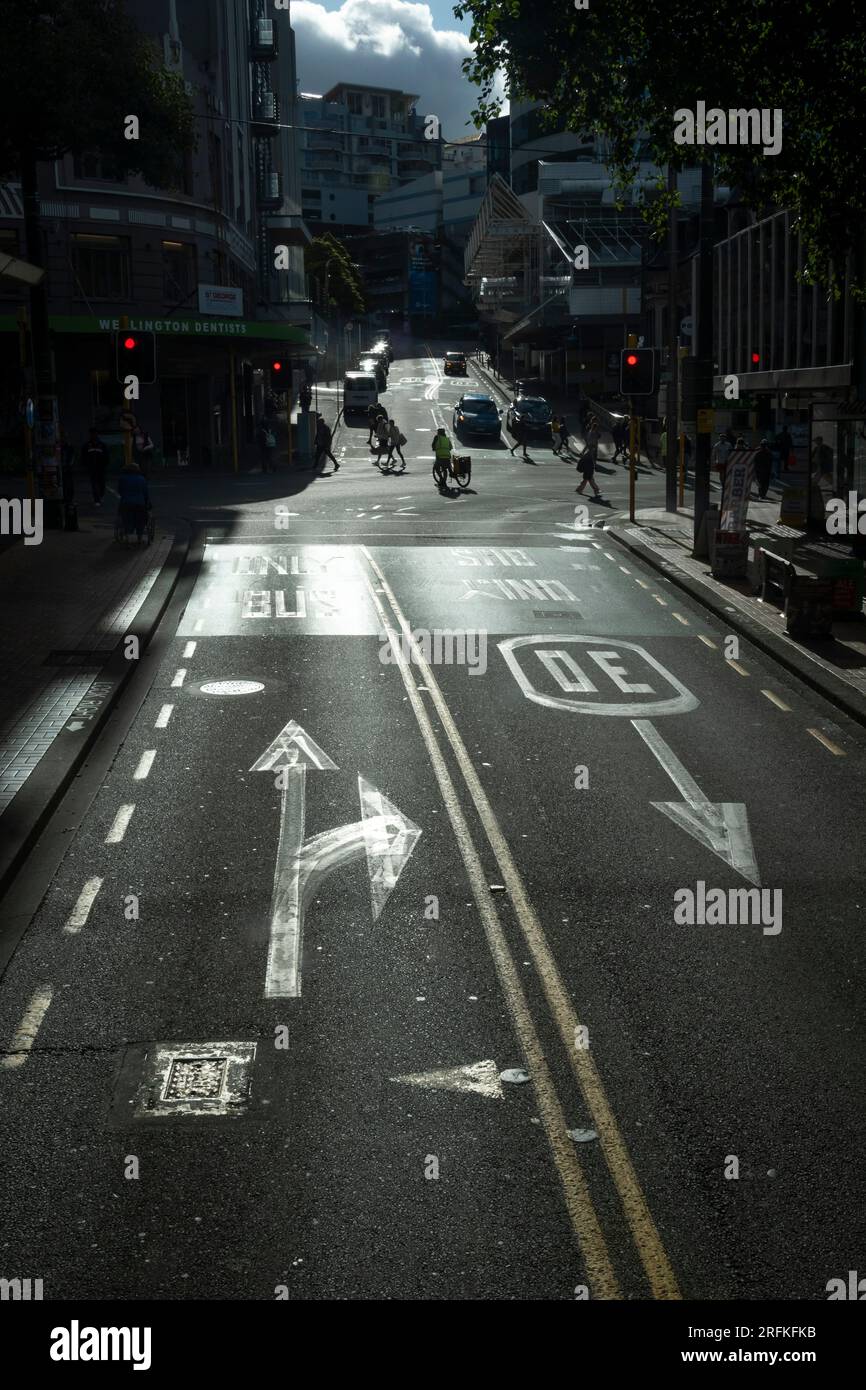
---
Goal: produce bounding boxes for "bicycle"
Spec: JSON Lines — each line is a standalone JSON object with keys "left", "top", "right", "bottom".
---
{"left": 433, "top": 452, "right": 471, "bottom": 490}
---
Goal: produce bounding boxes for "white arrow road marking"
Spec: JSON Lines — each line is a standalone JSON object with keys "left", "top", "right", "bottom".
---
{"left": 631, "top": 719, "right": 760, "bottom": 885}
{"left": 253, "top": 727, "right": 420, "bottom": 998}
{"left": 390, "top": 1059, "right": 503, "bottom": 1099}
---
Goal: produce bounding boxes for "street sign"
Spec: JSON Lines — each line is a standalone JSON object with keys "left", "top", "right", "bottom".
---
{"left": 680, "top": 317, "right": 693, "bottom": 337}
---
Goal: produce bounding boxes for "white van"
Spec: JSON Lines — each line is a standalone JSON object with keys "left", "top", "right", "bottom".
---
{"left": 343, "top": 371, "right": 378, "bottom": 415}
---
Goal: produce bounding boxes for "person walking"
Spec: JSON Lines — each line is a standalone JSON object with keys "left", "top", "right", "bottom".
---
{"left": 576, "top": 431, "right": 602, "bottom": 499}
{"left": 366, "top": 402, "right": 386, "bottom": 445}
{"left": 611, "top": 419, "right": 628, "bottom": 463}
{"left": 387, "top": 418, "right": 407, "bottom": 469}
{"left": 117, "top": 458, "right": 150, "bottom": 541}
{"left": 509, "top": 416, "right": 529, "bottom": 459}
{"left": 712, "top": 431, "right": 733, "bottom": 489}
{"left": 551, "top": 416, "right": 561, "bottom": 454}
{"left": 754, "top": 438, "right": 773, "bottom": 499}
{"left": 314, "top": 416, "right": 338, "bottom": 471}
{"left": 81, "top": 427, "right": 109, "bottom": 506}
{"left": 558, "top": 415, "right": 572, "bottom": 456}
{"left": 372, "top": 413, "right": 390, "bottom": 464}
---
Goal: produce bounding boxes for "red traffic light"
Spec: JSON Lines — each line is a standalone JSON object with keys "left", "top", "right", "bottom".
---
{"left": 123, "top": 336, "right": 137, "bottom": 350}
{"left": 271, "top": 360, "right": 283, "bottom": 372}
{"left": 626, "top": 353, "right": 638, "bottom": 366}
{"left": 751, "top": 352, "right": 760, "bottom": 364}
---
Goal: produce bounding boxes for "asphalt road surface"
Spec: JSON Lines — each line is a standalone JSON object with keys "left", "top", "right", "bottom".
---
{"left": 1, "top": 344, "right": 864, "bottom": 1301}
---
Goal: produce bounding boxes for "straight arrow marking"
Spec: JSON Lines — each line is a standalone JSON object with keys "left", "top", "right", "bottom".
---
{"left": 631, "top": 719, "right": 760, "bottom": 885}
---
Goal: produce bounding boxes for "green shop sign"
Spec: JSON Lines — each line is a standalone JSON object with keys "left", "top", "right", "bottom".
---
{"left": 0, "top": 313, "right": 310, "bottom": 343}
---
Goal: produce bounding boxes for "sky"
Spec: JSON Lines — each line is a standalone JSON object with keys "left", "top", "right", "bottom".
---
{"left": 291, "top": 0, "right": 505, "bottom": 141}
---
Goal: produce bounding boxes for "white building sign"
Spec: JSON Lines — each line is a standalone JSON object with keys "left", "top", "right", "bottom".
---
{"left": 198, "top": 284, "right": 243, "bottom": 318}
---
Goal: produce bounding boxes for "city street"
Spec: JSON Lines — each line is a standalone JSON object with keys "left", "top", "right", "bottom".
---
{"left": 1, "top": 345, "right": 864, "bottom": 1302}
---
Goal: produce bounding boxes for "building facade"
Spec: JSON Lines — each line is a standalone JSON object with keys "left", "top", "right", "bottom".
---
{"left": 0, "top": 0, "right": 314, "bottom": 471}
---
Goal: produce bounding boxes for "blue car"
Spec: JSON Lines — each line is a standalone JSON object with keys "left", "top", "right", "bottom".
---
{"left": 453, "top": 393, "right": 501, "bottom": 440}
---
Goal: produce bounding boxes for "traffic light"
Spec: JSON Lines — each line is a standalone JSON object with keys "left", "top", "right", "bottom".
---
{"left": 619, "top": 347, "right": 657, "bottom": 396}
{"left": 115, "top": 330, "right": 156, "bottom": 385}
{"left": 750, "top": 352, "right": 761, "bottom": 366}
{"left": 269, "top": 357, "right": 290, "bottom": 389}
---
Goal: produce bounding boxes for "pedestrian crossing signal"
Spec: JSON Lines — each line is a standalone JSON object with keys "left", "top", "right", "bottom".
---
{"left": 115, "top": 330, "right": 156, "bottom": 385}
{"left": 619, "top": 347, "right": 656, "bottom": 396}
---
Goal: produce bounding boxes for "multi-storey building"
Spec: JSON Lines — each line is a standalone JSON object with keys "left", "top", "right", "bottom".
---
{"left": 299, "top": 84, "right": 441, "bottom": 234}
{"left": 0, "top": 0, "right": 314, "bottom": 469}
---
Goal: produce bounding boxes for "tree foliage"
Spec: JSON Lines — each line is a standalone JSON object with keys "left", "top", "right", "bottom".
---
{"left": 454, "top": 0, "right": 866, "bottom": 294}
{"left": 0, "top": 0, "right": 196, "bottom": 188}
{"left": 305, "top": 234, "right": 366, "bottom": 315}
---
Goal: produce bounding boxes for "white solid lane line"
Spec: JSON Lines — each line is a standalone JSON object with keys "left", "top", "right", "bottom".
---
{"left": 133, "top": 750, "right": 156, "bottom": 781}
{"left": 1, "top": 985, "right": 53, "bottom": 1069}
{"left": 64, "top": 877, "right": 103, "bottom": 934}
{"left": 105, "top": 804, "right": 135, "bottom": 844}
{"left": 155, "top": 704, "right": 174, "bottom": 728}
{"left": 183, "top": 640, "right": 197, "bottom": 658}
{"left": 171, "top": 668, "right": 187, "bottom": 687}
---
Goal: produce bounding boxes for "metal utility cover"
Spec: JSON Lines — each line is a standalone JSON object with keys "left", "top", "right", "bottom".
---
{"left": 133, "top": 1041, "right": 256, "bottom": 1117}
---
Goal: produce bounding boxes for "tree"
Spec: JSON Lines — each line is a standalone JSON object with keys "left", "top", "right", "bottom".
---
{"left": 305, "top": 234, "right": 366, "bottom": 315}
{"left": 454, "top": 0, "right": 866, "bottom": 295}
{"left": 0, "top": 0, "right": 196, "bottom": 442}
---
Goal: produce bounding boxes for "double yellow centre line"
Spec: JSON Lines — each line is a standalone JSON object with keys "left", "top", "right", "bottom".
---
{"left": 359, "top": 545, "right": 681, "bottom": 1301}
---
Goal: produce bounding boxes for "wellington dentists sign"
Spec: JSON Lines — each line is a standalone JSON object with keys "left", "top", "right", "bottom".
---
{"left": 0, "top": 313, "right": 309, "bottom": 343}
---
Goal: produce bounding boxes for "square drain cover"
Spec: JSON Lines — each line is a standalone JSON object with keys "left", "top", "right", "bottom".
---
{"left": 134, "top": 1041, "right": 256, "bottom": 1117}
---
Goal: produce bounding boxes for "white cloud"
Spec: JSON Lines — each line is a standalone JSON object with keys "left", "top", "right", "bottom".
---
{"left": 292, "top": 0, "right": 500, "bottom": 140}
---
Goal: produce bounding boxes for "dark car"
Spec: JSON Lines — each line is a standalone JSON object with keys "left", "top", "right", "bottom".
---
{"left": 453, "top": 393, "right": 501, "bottom": 440}
{"left": 444, "top": 351, "right": 467, "bottom": 376}
{"left": 506, "top": 395, "right": 553, "bottom": 436}
{"left": 514, "top": 377, "right": 544, "bottom": 398}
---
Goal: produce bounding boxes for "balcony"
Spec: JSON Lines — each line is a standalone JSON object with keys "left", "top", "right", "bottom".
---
{"left": 252, "top": 91, "right": 279, "bottom": 133}
{"left": 250, "top": 17, "right": 277, "bottom": 60}
{"left": 309, "top": 132, "right": 345, "bottom": 152}
{"left": 257, "top": 171, "right": 282, "bottom": 208}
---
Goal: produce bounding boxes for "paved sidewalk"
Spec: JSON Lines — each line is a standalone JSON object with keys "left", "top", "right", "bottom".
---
{"left": 0, "top": 516, "right": 188, "bottom": 893}
{"left": 610, "top": 501, "right": 866, "bottom": 725}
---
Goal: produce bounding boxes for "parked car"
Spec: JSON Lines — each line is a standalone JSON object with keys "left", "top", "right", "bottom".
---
{"left": 343, "top": 371, "right": 378, "bottom": 415}
{"left": 444, "top": 351, "right": 467, "bottom": 376}
{"left": 358, "top": 356, "right": 387, "bottom": 390}
{"left": 506, "top": 395, "right": 553, "bottom": 437}
{"left": 453, "top": 393, "right": 501, "bottom": 440}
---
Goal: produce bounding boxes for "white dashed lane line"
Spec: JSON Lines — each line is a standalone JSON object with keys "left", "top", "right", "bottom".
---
{"left": 807, "top": 728, "right": 845, "bottom": 756}
{"left": 183, "top": 640, "right": 197, "bottom": 658}
{"left": 0, "top": 985, "right": 53, "bottom": 1070}
{"left": 155, "top": 704, "right": 173, "bottom": 729}
{"left": 671, "top": 612, "right": 690, "bottom": 625}
{"left": 105, "top": 804, "right": 135, "bottom": 844}
{"left": 761, "top": 689, "right": 791, "bottom": 711}
{"left": 133, "top": 750, "right": 156, "bottom": 781}
{"left": 726, "top": 660, "right": 750, "bottom": 677}
{"left": 63, "top": 877, "right": 103, "bottom": 935}
{"left": 171, "top": 668, "right": 187, "bottom": 688}
{"left": 697, "top": 634, "right": 717, "bottom": 648}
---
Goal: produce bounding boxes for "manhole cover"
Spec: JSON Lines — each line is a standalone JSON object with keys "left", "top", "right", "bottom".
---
{"left": 132, "top": 1040, "right": 256, "bottom": 1117}
{"left": 200, "top": 680, "right": 264, "bottom": 696}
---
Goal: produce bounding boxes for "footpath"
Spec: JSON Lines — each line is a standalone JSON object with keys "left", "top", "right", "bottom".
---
{"left": 0, "top": 508, "right": 190, "bottom": 898}
{"left": 610, "top": 502, "right": 866, "bottom": 728}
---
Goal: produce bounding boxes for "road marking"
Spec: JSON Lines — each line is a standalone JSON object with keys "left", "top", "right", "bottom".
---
{"left": 133, "top": 750, "right": 156, "bottom": 781}
{"left": 391, "top": 1059, "right": 504, "bottom": 1099}
{"left": 619, "top": 566, "right": 631, "bottom": 574}
{"left": 106, "top": 804, "right": 135, "bottom": 844}
{"left": 671, "top": 612, "right": 690, "bottom": 625}
{"left": 603, "top": 551, "right": 617, "bottom": 561}
{"left": 171, "top": 668, "right": 187, "bottom": 687}
{"left": 636, "top": 579, "right": 650, "bottom": 589}
{"left": 64, "top": 877, "right": 103, "bottom": 934}
{"left": 155, "top": 704, "right": 174, "bottom": 728}
{"left": 632, "top": 719, "right": 760, "bottom": 885}
{"left": 362, "top": 547, "right": 679, "bottom": 1301}
{"left": 761, "top": 689, "right": 790, "bottom": 711}
{"left": 1, "top": 985, "right": 53, "bottom": 1069}
{"left": 193, "top": 619, "right": 204, "bottom": 632}
{"left": 652, "top": 594, "right": 668, "bottom": 606}
{"left": 183, "top": 640, "right": 197, "bottom": 658}
{"left": 807, "top": 728, "right": 845, "bottom": 756}
{"left": 726, "top": 660, "right": 749, "bottom": 677}
{"left": 500, "top": 635, "right": 698, "bottom": 718}
{"left": 697, "top": 634, "right": 717, "bottom": 648}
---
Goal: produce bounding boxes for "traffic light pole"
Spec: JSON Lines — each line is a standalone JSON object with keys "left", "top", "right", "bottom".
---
{"left": 629, "top": 398, "right": 637, "bottom": 522}
{"left": 665, "top": 161, "right": 679, "bottom": 513}
{"left": 693, "top": 159, "right": 715, "bottom": 551}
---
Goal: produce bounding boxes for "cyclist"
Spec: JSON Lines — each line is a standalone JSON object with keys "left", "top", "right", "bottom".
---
{"left": 431, "top": 426, "right": 453, "bottom": 482}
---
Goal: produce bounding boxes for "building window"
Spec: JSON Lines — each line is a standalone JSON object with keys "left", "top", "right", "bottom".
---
{"left": 371, "top": 95, "right": 386, "bottom": 118}
{"left": 0, "top": 228, "right": 19, "bottom": 257}
{"left": 162, "top": 240, "right": 197, "bottom": 302}
{"left": 347, "top": 92, "right": 363, "bottom": 115}
{"left": 71, "top": 233, "right": 131, "bottom": 300}
{"left": 73, "top": 151, "right": 125, "bottom": 183}
{"left": 208, "top": 132, "right": 224, "bottom": 209}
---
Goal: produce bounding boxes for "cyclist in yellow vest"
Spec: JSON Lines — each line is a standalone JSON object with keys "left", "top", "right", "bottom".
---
{"left": 432, "top": 427, "right": 453, "bottom": 463}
